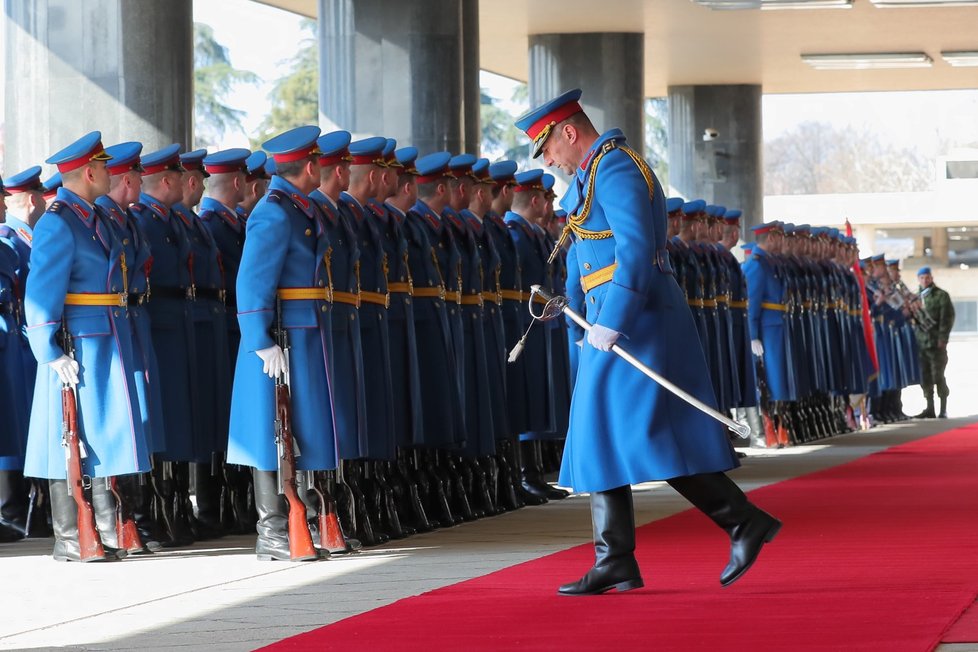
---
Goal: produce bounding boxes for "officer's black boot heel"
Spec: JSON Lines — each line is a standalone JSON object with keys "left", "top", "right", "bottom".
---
{"left": 558, "top": 486, "right": 643, "bottom": 596}
{"left": 668, "top": 472, "right": 781, "bottom": 587}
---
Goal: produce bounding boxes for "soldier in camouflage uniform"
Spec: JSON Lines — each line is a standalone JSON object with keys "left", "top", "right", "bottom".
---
{"left": 912, "top": 266, "right": 955, "bottom": 419}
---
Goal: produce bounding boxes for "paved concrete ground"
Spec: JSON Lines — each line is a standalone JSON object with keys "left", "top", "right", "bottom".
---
{"left": 0, "top": 416, "right": 974, "bottom": 651}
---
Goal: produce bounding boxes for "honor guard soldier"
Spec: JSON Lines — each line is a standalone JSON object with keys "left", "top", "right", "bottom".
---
{"left": 465, "top": 158, "right": 519, "bottom": 511}
{"left": 200, "top": 148, "right": 255, "bottom": 533}
{"left": 309, "top": 131, "right": 374, "bottom": 545}
{"left": 536, "top": 173, "right": 572, "bottom": 491}
{"left": 486, "top": 160, "right": 541, "bottom": 507}
{"left": 368, "top": 140, "right": 424, "bottom": 536}
{"left": 25, "top": 132, "right": 153, "bottom": 561}
{"left": 42, "top": 173, "right": 62, "bottom": 210}
{"left": 227, "top": 125, "right": 334, "bottom": 562}
{"left": 96, "top": 142, "right": 164, "bottom": 552}
{"left": 505, "top": 169, "right": 563, "bottom": 502}
{"left": 387, "top": 147, "right": 459, "bottom": 529}
{"left": 239, "top": 150, "right": 271, "bottom": 221}
{"left": 0, "top": 168, "right": 43, "bottom": 540}
{"left": 407, "top": 152, "right": 469, "bottom": 525}
{"left": 745, "top": 221, "right": 794, "bottom": 446}
{"left": 341, "top": 136, "right": 400, "bottom": 541}
{"left": 517, "top": 89, "right": 780, "bottom": 594}
{"left": 444, "top": 153, "right": 496, "bottom": 518}
{"left": 719, "top": 209, "right": 757, "bottom": 411}
{"left": 129, "top": 145, "right": 199, "bottom": 546}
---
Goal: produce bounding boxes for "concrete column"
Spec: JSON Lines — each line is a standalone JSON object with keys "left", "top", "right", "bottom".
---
{"left": 528, "top": 33, "right": 645, "bottom": 158}
{"left": 3, "top": 0, "right": 193, "bottom": 172}
{"left": 318, "top": 0, "right": 479, "bottom": 155}
{"left": 668, "top": 84, "right": 763, "bottom": 231}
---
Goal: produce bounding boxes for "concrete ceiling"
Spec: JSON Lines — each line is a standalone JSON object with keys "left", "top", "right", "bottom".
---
{"left": 255, "top": 0, "right": 978, "bottom": 95}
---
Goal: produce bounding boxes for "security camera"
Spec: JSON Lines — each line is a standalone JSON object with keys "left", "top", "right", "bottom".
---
{"left": 703, "top": 128, "right": 719, "bottom": 142}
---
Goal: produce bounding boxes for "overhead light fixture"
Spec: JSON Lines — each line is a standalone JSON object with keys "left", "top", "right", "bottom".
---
{"left": 801, "top": 52, "right": 933, "bottom": 70}
{"left": 941, "top": 51, "right": 978, "bottom": 67}
{"left": 692, "top": 0, "right": 851, "bottom": 9}
{"left": 870, "top": 0, "right": 978, "bottom": 7}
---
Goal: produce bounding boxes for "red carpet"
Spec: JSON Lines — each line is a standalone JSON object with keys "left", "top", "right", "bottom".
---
{"left": 265, "top": 424, "right": 978, "bottom": 652}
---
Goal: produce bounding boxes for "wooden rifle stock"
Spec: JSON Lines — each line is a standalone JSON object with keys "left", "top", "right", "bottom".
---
{"left": 273, "top": 305, "right": 317, "bottom": 561}
{"left": 62, "top": 382, "right": 105, "bottom": 561}
{"left": 309, "top": 473, "right": 347, "bottom": 553}
{"left": 109, "top": 477, "right": 143, "bottom": 553}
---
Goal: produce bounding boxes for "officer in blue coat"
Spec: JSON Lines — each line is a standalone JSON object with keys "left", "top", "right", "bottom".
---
{"left": 129, "top": 144, "right": 199, "bottom": 546}
{"left": 465, "top": 159, "right": 514, "bottom": 510}
{"left": 407, "top": 152, "right": 470, "bottom": 525}
{"left": 95, "top": 142, "right": 164, "bottom": 552}
{"left": 173, "top": 149, "right": 232, "bottom": 539}
{"left": 239, "top": 150, "right": 270, "bottom": 221}
{"left": 387, "top": 147, "right": 461, "bottom": 528}
{"left": 25, "top": 132, "right": 152, "bottom": 561}
{"left": 517, "top": 90, "right": 780, "bottom": 594}
{"left": 0, "top": 168, "right": 42, "bottom": 540}
{"left": 0, "top": 180, "right": 32, "bottom": 541}
{"left": 200, "top": 148, "right": 255, "bottom": 534}
{"left": 227, "top": 125, "right": 334, "bottom": 561}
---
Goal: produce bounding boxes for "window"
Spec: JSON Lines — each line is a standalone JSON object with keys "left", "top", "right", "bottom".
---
{"left": 874, "top": 227, "right": 933, "bottom": 259}
{"left": 946, "top": 160, "right": 978, "bottom": 180}
{"left": 947, "top": 227, "right": 978, "bottom": 268}
{"left": 951, "top": 300, "right": 976, "bottom": 334}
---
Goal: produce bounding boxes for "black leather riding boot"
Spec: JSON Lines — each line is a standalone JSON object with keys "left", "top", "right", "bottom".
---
{"left": 130, "top": 473, "right": 165, "bottom": 551}
{"left": 192, "top": 461, "right": 225, "bottom": 540}
{"left": 559, "top": 486, "right": 643, "bottom": 596}
{"left": 0, "top": 471, "right": 28, "bottom": 541}
{"left": 939, "top": 396, "right": 948, "bottom": 419}
{"left": 49, "top": 479, "right": 114, "bottom": 562}
{"left": 668, "top": 472, "right": 781, "bottom": 587}
{"left": 90, "top": 478, "right": 139, "bottom": 557}
{"left": 253, "top": 469, "right": 313, "bottom": 561}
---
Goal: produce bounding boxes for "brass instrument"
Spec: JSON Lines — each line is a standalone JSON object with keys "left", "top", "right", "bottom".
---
{"left": 896, "top": 280, "right": 937, "bottom": 331}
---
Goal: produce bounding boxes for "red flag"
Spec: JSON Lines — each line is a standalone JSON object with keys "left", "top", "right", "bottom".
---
{"left": 846, "top": 219, "right": 879, "bottom": 374}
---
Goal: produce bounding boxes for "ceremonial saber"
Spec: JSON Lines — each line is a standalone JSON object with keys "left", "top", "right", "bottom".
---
{"left": 529, "top": 285, "right": 750, "bottom": 439}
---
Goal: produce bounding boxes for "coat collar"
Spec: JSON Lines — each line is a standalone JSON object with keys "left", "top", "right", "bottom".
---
{"left": 270, "top": 175, "right": 316, "bottom": 220}
{"left": 200, "top": 196, "right": 242, "bottom": 232}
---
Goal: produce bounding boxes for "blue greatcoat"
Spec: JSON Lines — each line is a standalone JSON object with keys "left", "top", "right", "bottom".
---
{"left": 0, "top": 240, "right": 28, "bottom": 461}
{"left": 199, "top": 197, "right": 246, "bottom": 369}
{"left": 505, "top": 211, "right": 555, "bottom": 436}
{"left": 309, "top": 189, "right": 367, "bottom": 460}
{"left": 487, "top": 210, "right": 530, "bottom": 434}
{"left": 24, "top": 188, "right": 151, "bottom": 479}
{"left": 342, "top": 193, "right": 395, "bottom": 461}
{"left": 745, "top": 247, "right": 795, "bottom": 402}
{"left": 464, "top": 209, "right": 510, "bottom": 441}
{"left": 556, "top": 130, "right": 739, "bottom": 493}
{"left": 96, "top": 196, "right": 166, "bottom": 454}
{"left": 175, "top": 203, "right": 231, "bottom": 462}
{"left": 227, "top": 176, "right": 338, "bottom": 471}
{"left": 403, "top": 203, "right": 464, "bottom": 448}
{"left": 0, "top": 220, "right": 38, "bottom": 432}
{"left": 378, "top": 200, "right": 424, "bottom": 449}
{"left": 130, "top": 193, "right": 198, "bottom": 461}
{"left": 444, "top": 207, "right": 495, "bottom": 457}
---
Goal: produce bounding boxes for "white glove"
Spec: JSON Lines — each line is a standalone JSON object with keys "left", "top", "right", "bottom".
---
{"left": 588, "top": 324, "right": 620, "bottom": 352}
{"left": 50, "top": 354, "right": 80, "bottom": 387}
{"left": 751, "top": 339, "right": 764, "bottom": 357}
{"left": 256, "top": 345, "right": 288, "bottom": 379}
